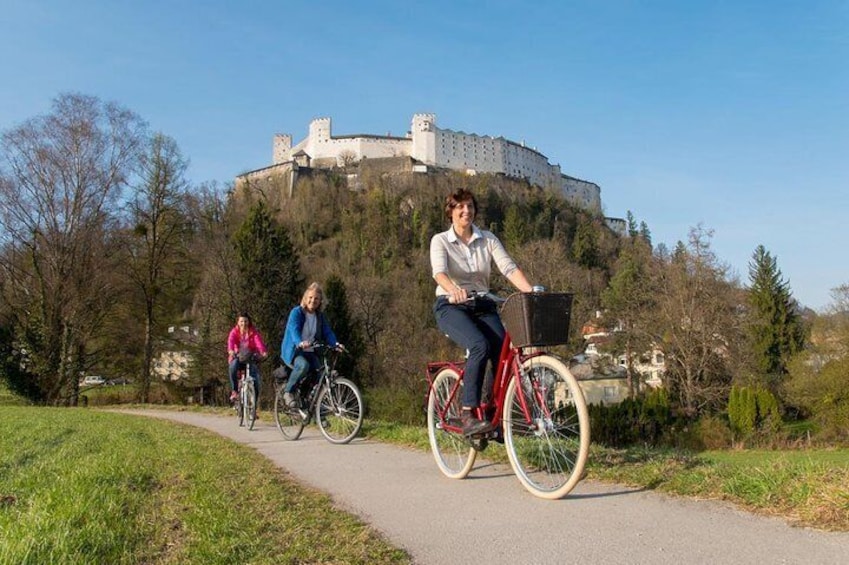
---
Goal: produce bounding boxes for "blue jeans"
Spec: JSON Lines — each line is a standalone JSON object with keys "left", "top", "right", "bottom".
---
{"left": 284, "top": 352, "right": 320, "bottom": 394}
{"left": 229, "top": 359, "right": 261, "bottom": 398}
{"left": 433, "top": 296, "right": 505, "bottom": 407}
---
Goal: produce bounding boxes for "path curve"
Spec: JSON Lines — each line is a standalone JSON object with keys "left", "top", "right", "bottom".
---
{"left": 122, "top": 410, "right": 849, "bottom": 565}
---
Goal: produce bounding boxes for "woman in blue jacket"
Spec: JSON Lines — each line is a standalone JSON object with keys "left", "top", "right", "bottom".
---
{"left": 280, "top": 282, "right": 343, "bottom": 408}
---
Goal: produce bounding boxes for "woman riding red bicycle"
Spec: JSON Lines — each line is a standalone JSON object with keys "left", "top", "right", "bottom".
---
{"left": 430, "top": 188, "right": 534, "bottom": 436}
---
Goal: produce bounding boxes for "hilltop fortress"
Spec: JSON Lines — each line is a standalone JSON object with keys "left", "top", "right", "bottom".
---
{"left": 238, "top": 113, "right": 602, "bottom": 213}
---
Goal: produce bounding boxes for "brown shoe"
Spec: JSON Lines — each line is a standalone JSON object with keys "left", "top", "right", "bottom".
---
{"left": 461, "top": 410, "right": 493, "bottom": 437}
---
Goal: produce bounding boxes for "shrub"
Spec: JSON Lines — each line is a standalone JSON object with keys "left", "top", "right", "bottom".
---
{"left": 692, "top": 414, "right": 732, "bottom": 450}
{"left": 588, "top": 388, "right": 674, "bottom": 448}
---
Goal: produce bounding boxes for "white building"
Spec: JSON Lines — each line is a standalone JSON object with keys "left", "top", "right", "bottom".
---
{"left": 269, "top": 114, "right": 602, "bottom": 212}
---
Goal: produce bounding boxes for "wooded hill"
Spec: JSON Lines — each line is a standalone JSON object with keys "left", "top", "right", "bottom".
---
{"left": 226, "top": 167, "right": 622, "bottom": 422}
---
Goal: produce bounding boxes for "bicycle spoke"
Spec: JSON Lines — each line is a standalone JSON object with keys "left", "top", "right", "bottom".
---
{"left": 427, "top": 368, "right": 476, "bottom": 479}
{"left": 317, "top": 378, "right": 363, "bottom": 444}
{"left": 274, "top": 385, "right": 305, "bottom": 440}
{"left": 504, "top": 356, "right": 589, "bottom": 499}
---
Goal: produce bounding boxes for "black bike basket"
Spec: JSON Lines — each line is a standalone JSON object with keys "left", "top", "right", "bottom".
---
{"left": 500, "top": 292, "right": 573, "bottom": 348}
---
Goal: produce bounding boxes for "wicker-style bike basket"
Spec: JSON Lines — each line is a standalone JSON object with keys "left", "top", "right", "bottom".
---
{"left": 500, "top": 292, "right": 573, "bottom": 348}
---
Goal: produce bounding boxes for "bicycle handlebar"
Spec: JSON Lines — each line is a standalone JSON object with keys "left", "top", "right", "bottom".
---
{"left": 447, "top": 287, "right": 546, "bottom": 305}
{"left": 235, "top": 351, "right": 266, "bottom": 363}
{"left": 301, "top": 341, "right": 347, "bottom": 353}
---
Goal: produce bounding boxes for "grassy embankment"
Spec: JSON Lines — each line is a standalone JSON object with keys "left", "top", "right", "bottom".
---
{"left": 0, "top": 406, "right": 410, "bottom": 565}
{"left": 2, "top": 385, "right": 847, "bottom": 565}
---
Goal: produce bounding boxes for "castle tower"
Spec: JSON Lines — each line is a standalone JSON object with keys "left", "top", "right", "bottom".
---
{"left": 273, "top": 134, "right": 292, "bottom": 164}
{"left": 411, "top": 113, "right": 436, "bottom": 132}
{"left": 411, "top": 113, "right": 437, "bottom": 164}
{"left": 309, "top": 117, "right": 332, "bottom": 142}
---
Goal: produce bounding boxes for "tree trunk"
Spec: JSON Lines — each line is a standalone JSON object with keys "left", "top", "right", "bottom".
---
{"left": 141, "top": 302, "right": 154, "bottom": 403}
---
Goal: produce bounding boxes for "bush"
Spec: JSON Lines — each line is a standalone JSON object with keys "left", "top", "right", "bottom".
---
{"left": 785, "top": 356, "right": 849, "bottom": 444}
{"left": 691, "top": 415, "right": 732, "bottom": 450}
{"left": 728, "top": 385, "right": 782, "bottom": 444}
{"left": 588, "top": 388, "right": 673, "bottom": 448}
{"left": 365, "top": 385, "right": 424, "bottom": 426}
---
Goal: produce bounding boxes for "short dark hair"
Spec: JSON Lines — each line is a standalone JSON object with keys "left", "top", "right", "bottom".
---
{"left": 444, "top": 188, "right": 478, "bottom": 221}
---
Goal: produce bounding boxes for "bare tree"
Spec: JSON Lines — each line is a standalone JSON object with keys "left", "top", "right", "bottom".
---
{"left": 0, "top": 93, "right": 146, "bottom": 403}
{"left": 650, "top": 226, "right": 741, "bottom": 417}
{"left": 186, "top": 183, "right": 239, "bottom": 401}
{"left": 121, "top": 133, "right": 189, "bottom": 402}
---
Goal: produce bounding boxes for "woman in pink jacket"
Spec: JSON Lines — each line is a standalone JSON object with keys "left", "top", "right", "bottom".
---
{"left": 227, "top": 312, "right": 268, "bottom": 402}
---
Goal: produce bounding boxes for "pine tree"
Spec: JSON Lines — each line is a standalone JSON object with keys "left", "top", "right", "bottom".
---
{"left": 323, "top": 274, "right": 364, "bottom": 380}
{"left": 502, "top": 204, "right": 528, "bottom": 248}
{"left": 601, "top": 238, "right": 655, "bottom": 397}
{"left": 746, "top": 245, "right": 805, "bottom": 386}
{"left": 571, "top": 215, "right": 600, "bottom": 269}
{"left": 231, "top": 201, "right": 303, "bottom": 361}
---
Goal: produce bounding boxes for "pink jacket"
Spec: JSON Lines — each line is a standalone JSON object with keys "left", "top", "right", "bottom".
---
{"left": 227, "top": 327, "right": 268, "bottom": 362}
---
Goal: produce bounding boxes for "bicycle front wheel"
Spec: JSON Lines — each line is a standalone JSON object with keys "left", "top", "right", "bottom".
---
{"left": 503, "top": 355, "right": 590, "bottom": 499}
{"left": 245, "top": 381, "right": 257, "bottom": 430}
{"left": 426, "top": 368, "right": 476, "bottom": 479}
{"left": 273, "top": 386, "right": 305, "bottom": 440}
{"left": 316, "top": 378, "right": 363, "bottom": 444}
{"left": 235, "top": 395, "right": 244, "bottom": 427}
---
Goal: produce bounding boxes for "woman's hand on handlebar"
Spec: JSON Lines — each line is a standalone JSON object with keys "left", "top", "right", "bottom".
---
{"left": 447, "top": 287, "right": 468, "bottom": 304}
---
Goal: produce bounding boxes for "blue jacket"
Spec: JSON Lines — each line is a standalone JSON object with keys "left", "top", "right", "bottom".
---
{"left": 280, "top": 306, "right": 339, "bottom": 366}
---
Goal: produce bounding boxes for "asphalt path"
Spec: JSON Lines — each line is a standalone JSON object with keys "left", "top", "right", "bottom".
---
{"left": 122, "top": 410, "right": 849, "bottom": 565}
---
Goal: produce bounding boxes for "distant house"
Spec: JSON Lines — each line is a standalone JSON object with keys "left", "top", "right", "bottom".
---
{"left": 570, "top": 359, "right": 629, "bottom": 405}
{"left": 571, "top": 311, "right": 666, "bottom": 402}
{"left": 153, "top": 325, "right": 197, "bottom": 382}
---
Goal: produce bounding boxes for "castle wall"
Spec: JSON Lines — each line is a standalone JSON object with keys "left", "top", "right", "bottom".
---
{"left": 562, "top": 175, "right": 602, "bottom": 212}
{"left": 260, "top": 113, "right": 603, "bottom": 213}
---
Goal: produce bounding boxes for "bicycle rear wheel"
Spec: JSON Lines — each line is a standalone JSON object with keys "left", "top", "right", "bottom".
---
{"left": 503, "top": 355, "right": 590, "bottom": 499}
{"left": 273, "top": 386, "right": 305, "bottom": 440}
{"left": 245, "top": 380, "right": 257, "bottom": 430}
{"left": 316, "top": 377, "right": 363, "bottom": 444}
{"left": 426, "top": 368, "right": 476, "bottom": 479}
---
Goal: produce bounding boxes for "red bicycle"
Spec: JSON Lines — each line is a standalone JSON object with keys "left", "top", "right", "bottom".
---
{"left": 425, "top": 291, "right": 590, "bottom": 499}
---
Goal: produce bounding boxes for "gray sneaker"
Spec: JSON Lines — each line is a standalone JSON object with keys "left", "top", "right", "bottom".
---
{"left": 283, "top": 392, "right": 297, "bottom": 408}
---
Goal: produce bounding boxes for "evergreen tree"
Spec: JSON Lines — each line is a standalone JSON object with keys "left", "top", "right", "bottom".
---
{"left": 638, "top": 221, "right": 652, "bottom": 246}
{"left": 323, "top": 274, "right": 364, "bottom": 380}
{"left": 626, "top": 210, "right": 639, "bottom": 238}
{"left": 746, "top": 245, "right": 805, "bottom": 387}
{"left": 231, "top": 201, "right": 303, "bottom": 362}
{"left": 502, "top": 204, "right": 528, "bottom": 248}
{"left": 601, "top": 239, "right": 656, "bottom": 397}
{"left": 571, "top": 215, "right": 600, "bottom": 269}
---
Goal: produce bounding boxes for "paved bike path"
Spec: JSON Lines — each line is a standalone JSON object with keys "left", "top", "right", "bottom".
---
{"left": 122, "top": 410, "right": 849, "bottom": 565}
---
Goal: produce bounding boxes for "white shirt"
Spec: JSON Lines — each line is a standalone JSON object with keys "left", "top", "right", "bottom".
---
{"left": 430, "top": 225, "right": 518, "bottom": 297}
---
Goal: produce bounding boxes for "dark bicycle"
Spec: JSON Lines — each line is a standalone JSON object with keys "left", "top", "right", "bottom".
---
{"left": 273, "top": 343, "right": 364, "bottom": 444}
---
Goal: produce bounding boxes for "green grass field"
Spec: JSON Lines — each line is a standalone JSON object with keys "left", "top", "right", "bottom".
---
{"left": 0, "top": 407, "right": 410, "bottom": 565}
{"left": 1, "top": 395, "right": 847, "bottom": 565}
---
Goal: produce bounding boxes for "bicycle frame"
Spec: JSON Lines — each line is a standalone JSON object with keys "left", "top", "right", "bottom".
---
{"left": 426, "top": 331, "right": 550, "bottom": 435}
{"left": 292, "top": 345, "right": 340, "bottom": 421}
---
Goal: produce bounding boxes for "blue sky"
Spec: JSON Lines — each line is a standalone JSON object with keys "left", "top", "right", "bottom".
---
{"left": 2, "top": 0, "right": 847, "bottom": 310}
